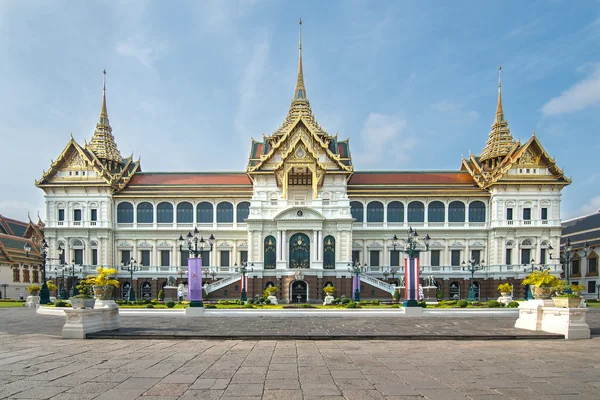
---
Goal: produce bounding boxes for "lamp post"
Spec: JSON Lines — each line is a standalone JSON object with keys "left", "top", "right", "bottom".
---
{"left": 24, "top": 238, "right": 57, "bottom": 305}
{"left": 178, "top": 268, "right": 187, "bottom": 284}
{"left": 46, "top": 244, "right": 67, "bottom": 300}
{"left": 347, "top": 260, "right": 366, "bottom": 301}
{"left": 523, "top": 259, "right": 547, "bottom": 300}
{"left": 66, "top": 260, "right": 81, "bottom": 297}
{"left": 548, "top": 239, "right": 589, "bottom": 289}
{"left": 208, "top": 269, "right": 217, "bottom": 283}
{"left": 390, "top": 268, "right": 397, "bottom": 285}
{"left": 462, "top": 258, "right": 485, "bottom": 301}
{"left": 236, "top": 261, "right": 253, "bottom": 301}
{"left": 392, "top": 227, "right": 431, "bottom": 307}
{"left": 178, "top": 227, "right": 215, "bottom": 307}
{"left": 383, "top": 269, "right": 390, "bottom": 282}
{"left": 121, "top": 258, "right": 140, "bottom": 302}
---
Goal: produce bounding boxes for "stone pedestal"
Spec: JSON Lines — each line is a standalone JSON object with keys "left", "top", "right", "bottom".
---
{"left": 497, "top": 295, "right": 513, "bottom": 305}
{"left": 403, "top": 306, "right": 423, "bottom": 316}
{"left": 514, "top": 300, "right": 590, "bottom": 339}
{"left": 25, "top": 296, "right": 40, "bottom": 308}
{"left": 95, "top": 299, "right": 118, "bottom": 309}
{"left": 323, "top": 295, "right": 334, "bottom": 305}
{"left": 185, "top": 307, "right": 204, "bottom": 317}
{"left": 541, "top": 308, "right": 590, "bottom": 339}
{"left": 62, "top": 308, "right": 120, "bottom": 339}
{"left": 268, "top": 295, "right": 279, "bottom": 305}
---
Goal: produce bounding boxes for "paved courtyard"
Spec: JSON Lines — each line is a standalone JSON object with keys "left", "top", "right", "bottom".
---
{"left": 1, "top": 308, "right": 600, "bottom": 399}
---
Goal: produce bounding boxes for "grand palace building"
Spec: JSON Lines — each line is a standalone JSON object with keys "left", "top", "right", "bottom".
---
{"left": 35, "top": 29, "right": 572, "bottom": 303}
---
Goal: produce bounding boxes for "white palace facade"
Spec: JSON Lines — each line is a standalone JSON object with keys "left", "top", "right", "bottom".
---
{"left": 36, "top": 33, "right": 571, "bottom": 303}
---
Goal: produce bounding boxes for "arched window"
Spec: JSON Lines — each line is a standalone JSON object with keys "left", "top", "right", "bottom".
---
{"left": 407, "top": 201, "right": 425, "bottom": 222}
{"left": 428, "top": 201, "right": 445, "bottom": 222}
{"left": 448, "top": 201, "right": 465, "bottom": 222}
{"left": 236, "top": 202, "right": 250, "bottom": 223}
{"left": 176, "top": 202, "right": 193, "bottom": 223}
{"left": 350, "top": 201, "right": 363, "bottom": 222}
{"left": 137, "top": 202, "right": 154, "bottom": 223}
{"left": 387, "top": 201, "right": 404, "bottom": 222}
{"left": 117, "top": 202, "right": 133, "bottom": 223}
{"left": 449, "top": 281, "right": 460, "bottom": 299}
{"left": 366, "top": 201, "right": 384, "bottom": 222}
{"left": 196, "top": 202, "right": 213, "bottom": 223}
{"left": 157, "top": 202, "right": 173, "bottom": 223}
{"left": 264, "top": 236, "right": 276, "bottom": 269}
{"left": 323, "top": 236, "right": 335, "bottom": 269}
{"left": 216, "top": 202, "right": 233, "bottom": 223}
{"left": 468, "top": 201, "right": 486, "bottom": 222}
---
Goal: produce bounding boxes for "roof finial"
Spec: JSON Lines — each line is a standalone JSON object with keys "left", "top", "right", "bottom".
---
{"left": 294, "top": 18, "right": 306, "bottom": 101}
{"left": 495, "top": 65, "right": 504, "bottom": 123}
{"left": 100, "top": 69, "right": 108, "bottom": 124}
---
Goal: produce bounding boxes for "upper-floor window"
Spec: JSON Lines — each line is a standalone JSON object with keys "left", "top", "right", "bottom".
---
{"left": 197, "top": 202, "right": 213, "bottom": 223}
{"left": 236, "top": 202, "right": 250, "bottom": 223}
{"left": 117, "top": 202, "right": 134, "bottom": 223}
{"left": 73, "top": 209, "right": 82, "bottom": 221}
{"left": 523, "top": 208, "right": 531, "bottom": 221}
{"left": 90, "top": 209, "right": 97, "bottom": 222}
{"left": 137, "top": 202, "right": 154, "bottom": 223}
{"left": 468, "top": 201, "right": 486, "bottom": 223}
{"left": 588, "top": 257, "right": 598, "bottom": 274}
{"left": 506, "top": 208, "right": 513, "bottom": 221}
{"left": 390, "top": 250, "right": 400, "bottom": 267}
{"left": 541, "top": 207, "right": 548, "bottom": 220}
{"left": 177, "top": 202, "right": 194, "bottom": 223}
{"left": 366, "top": 201, "right": 384, "bottom": 222}
{"left": 216, "top": 202, "right": 234, "bottom": 223}
{"left": 58, "top": 209, "right": 65, "bottom": 221}
{"left": 369, "top": 250, "right": 380, "bottom": 266}
{"left": 451, "top": 250, "right": 461, "bottom": 266}
{"left": 572, "top": 259, "right": 581, "bottom": 275}
{"left": 448, "top": 201, "right": 465, "bottom": 222}
{"left": 157, "top": 202, "right": 174, "bottom": 223}
{"left": 387, "top": 201, "right": 404, "bottom": 223}
{"left": 471, "top": 250, "right": 481, "bottom": 264}
{"left": 160, "top": 250, "right": 170, "bottom": 267}
{"left": 407, "top": 201, "right": 425, "bottom": 223}
{"left": 431, "top": 250, "right": 440, "bottom": 266}
{"left": 428, "top": 201, "right": 445, "bottom": 223}
{"left": 506, "top": 248, "right": 512, "bottom": 265}
{"left": 140, "top": 250, "right": 151, "bottom": 267}
{"left": 350, "top": 201, "right": 363, "bottom": 222}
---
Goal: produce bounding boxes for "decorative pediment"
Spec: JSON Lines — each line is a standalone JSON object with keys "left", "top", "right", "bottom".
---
{"left": 117, "top": 241, "right": 132, "bottom": 249}
{"left": 218, "top": 242, "right": 233, "bottom": 248}
{"left": 352, "top": 241, "right": 362, "bottom": 249}
{"left": 367, "top": 241, "right": 383, "bottom": 249}
{"left": 157, "top": 241, "right": 171, "bottom": 249}
{"left": 238, "top": 242, "right": 247, "bottom": 248}
{"left": 274, "top": 207, "right": 325, "bottom": 221}
{"left": 471, "top": 241, "right": 485, "bottom": 248}
{"left": 450, "top": 241, "right": 464, "bottom": 248}
{"left": 138, "top": 241, "right": 152, "bottom": 249}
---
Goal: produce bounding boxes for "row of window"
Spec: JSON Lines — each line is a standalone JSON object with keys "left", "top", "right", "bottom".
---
{"left": 352, "top": 249, "right": 482, "bottom": 267}
{"left": 350, "top": 201, "right": 486, "bottom": 223}
{"left": 58, "top": 208, "right": 97, "bottom": 222}
{"left": 116, "top": 202, "right": 250, "bottom": 224}
{"left": 12, "top": 267, "right": 40, "bottom": 283}
{"left": 507, "top": 207, "right": 548, "bottom": 221}
{"left": 119, "top": 249, "right": 249, "bottom": 268}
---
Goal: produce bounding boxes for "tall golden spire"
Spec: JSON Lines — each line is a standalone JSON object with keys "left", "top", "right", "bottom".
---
{"left": 479, "top": 65, "right": 515, "bottom": 166}
{"left": 294, "top": 18, "right": 306, "bottom": 101}
{"left": 87, "top": 69, "right": 123, "bottom": 167}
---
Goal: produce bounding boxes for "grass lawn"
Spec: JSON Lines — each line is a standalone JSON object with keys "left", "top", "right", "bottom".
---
{"left": 0, "top": 302, "right": 26, "bottom": 307}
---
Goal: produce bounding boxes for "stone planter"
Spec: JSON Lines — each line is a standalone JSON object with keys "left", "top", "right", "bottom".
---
{"left": 531, "top": 285, "right": 553, "bottom": 299}
{"left": 267, "top": 295, "right": 278, "bottom": 305}
{"left": 29, "top": 291, "right": 40, "bottom": 296}
{"left": 92, "top": 286, "right": 114, "bottom": 300}
{"left": 552, "top": 297, "right": 582, "bottom": 308}
{"left": 70, "top": 298, "right": 96, "bottom": 309}
{"left": 323, "top": 295, "right": 334, "bottom": 305}
{"left": 500, "top": 292, "right": 511, "bottom": 297}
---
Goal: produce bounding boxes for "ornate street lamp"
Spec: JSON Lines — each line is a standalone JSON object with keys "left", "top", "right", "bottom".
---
{"left": 178, "top": 227, "right": 215, "bottom": 307}
{"left": 208, "top": 269, "right": 217, "bottom": 282}
{"left": 382, "top": 269, "right": 390, "bottom": 282}
{"left": 67, "top": 260, "right": 81, "bottom": 297}
{"left": 121, "top": 258, "right": 140, "bottom": 302}
{"left": 392, "top": 227, "right": 431, "bottom": 307}
{"left": 462, "top": 258, "right": 485, "bottom": 301}
{"left": 390, "top": 268, "right": 397, "bottom": 284}
{"left": 522, "top": 258, "right": 548, "bottom": 300}
{"left": 235, "top": 261, "right": 253, "bottom": 301}
{"left": 347, "top": 260, "right": 367, "bottom": 302}
{"left": 51, "top": 244, "right": 68, "bottom": 300}
{"left": 24, "top": 238, "right": 52, "bottom": 304}
{"left": 548, "top": 239, "right": 589, "bottom": 289}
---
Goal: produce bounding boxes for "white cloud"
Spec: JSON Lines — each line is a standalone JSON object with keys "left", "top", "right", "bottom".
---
{"left": 542, "top": 64, "right": 600, "bottom": 115}
{"left": 354, "top": 113, "right": 413, "bottom": 167}
{"left": 115, "top": 34, "right": 167, "bottom": 69}
{"left": 566, "top": 196, "right": 600, "bottom": 220}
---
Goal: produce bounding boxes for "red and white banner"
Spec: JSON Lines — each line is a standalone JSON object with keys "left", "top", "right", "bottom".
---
{"left": 240, "top": 275, "right": 248, "bottom": 292}
{"left": 404, "top": 257, "right": 420, "bottom": 302}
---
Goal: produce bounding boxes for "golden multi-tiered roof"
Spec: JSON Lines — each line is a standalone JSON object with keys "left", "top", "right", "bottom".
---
{"left": 86, "top": 70, "right": 124, "bottom": 168}
{"left": 479, "top": 66, "right": 516, "bottom": 167}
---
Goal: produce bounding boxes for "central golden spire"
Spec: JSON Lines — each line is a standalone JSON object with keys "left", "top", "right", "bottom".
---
{"left": 495, "top": 65, "right": 504, "bottom": 124}
{"left": 100, "top": 69, "right": 109, "bottom": 126}
{"left": 294, "top": 18, "right": 306, "bottom": 101}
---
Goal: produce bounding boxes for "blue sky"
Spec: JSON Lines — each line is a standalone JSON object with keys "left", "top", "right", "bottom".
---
{"left": 1, "top": 0, "right": 599, "bottom": 221}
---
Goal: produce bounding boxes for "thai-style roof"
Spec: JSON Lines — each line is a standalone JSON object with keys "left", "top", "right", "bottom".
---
{"left": 0, "top": 215, "right": 43, "bottom": 265}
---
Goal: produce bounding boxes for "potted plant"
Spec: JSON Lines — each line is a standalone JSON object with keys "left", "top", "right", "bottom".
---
{"left": 46, "top": 280, "right": 57, "bottom": 293}
{"left": 497, "top": 283, "right": 513, "bottom": 297}
{"left": 84, "top": 267, "right": 120, "bottom": 300}
{"left": 323, "top": 284, "right": 336, "bottom": 305}
{"left": 27, "top": 284, "right": 41, "bottom": 296}
{"left": 522, "top": 270, "right": 559, "bottom": 299}
{"left": 570, "top": 284, "right": 586, "bottom": 296}
{"left": 552, "top": 293, "right": 582, "bottom": 308}
{"left": 392, "top": 289, "right": 401, "bottom": 303}
{"left": 158, "top": 289, "right": 165, "bottom": 302}
{"left": 70, "top": 282, "right": 95, "bottom": 309}
{"left": 262, "top": 285, "right": 278, "bottom": 304}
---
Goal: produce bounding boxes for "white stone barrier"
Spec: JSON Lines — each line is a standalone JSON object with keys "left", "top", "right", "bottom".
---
{"left": 514, "top": 299, "right": 590, "bottom": 339}
{"left": 62, "top": 306, "right": 120, "bottom": 339}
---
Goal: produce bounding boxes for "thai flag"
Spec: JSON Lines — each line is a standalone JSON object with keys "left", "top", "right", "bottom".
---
{"left": 404, "top": 257, "right": 420, "bottom": 301}
{"left": 240, "top": 275, "right": 248, "bottom": 292}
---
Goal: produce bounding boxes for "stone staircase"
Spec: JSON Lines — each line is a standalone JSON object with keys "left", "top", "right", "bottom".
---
{"left": 359, "top": 273, "right": 396, "bottom": 294}
{"left": 204, "top": 273, "right": 241, "bottom": 294}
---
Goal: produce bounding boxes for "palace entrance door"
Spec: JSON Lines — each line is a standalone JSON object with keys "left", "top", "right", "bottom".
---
{"left": 289, "top": 232, "right": 310, "bottom": 269}
{"left": 291, "top": 281, "right": 308, "bottom": 303}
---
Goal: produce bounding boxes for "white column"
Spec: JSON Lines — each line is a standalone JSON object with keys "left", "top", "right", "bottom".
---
{"left": 282, "top": 231, "right": 287, "bottom": 262}
{"left": 276, "top": 231, "right": 281, "bottom": 261}
{"left": 313, "top": 231, "right": 318, "bottom": 262}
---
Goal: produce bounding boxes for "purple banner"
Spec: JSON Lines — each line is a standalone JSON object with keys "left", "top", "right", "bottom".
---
{"left": 188, "top": 257, "right": 203, "bottom": 302}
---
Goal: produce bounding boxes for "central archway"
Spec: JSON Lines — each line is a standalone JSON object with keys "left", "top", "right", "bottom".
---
{"left": 289, "top": 232, "right": 310, "bottom": 269}
{"left": 290, "top": 280, "right": 308, "bottom": 303}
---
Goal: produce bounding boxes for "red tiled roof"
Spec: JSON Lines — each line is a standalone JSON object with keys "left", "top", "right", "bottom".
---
{"left": 128, "top": 173, "right": 252, "bottom": 186}
{"left": 348, "top": 172, "right": 476, "bottom": 185}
